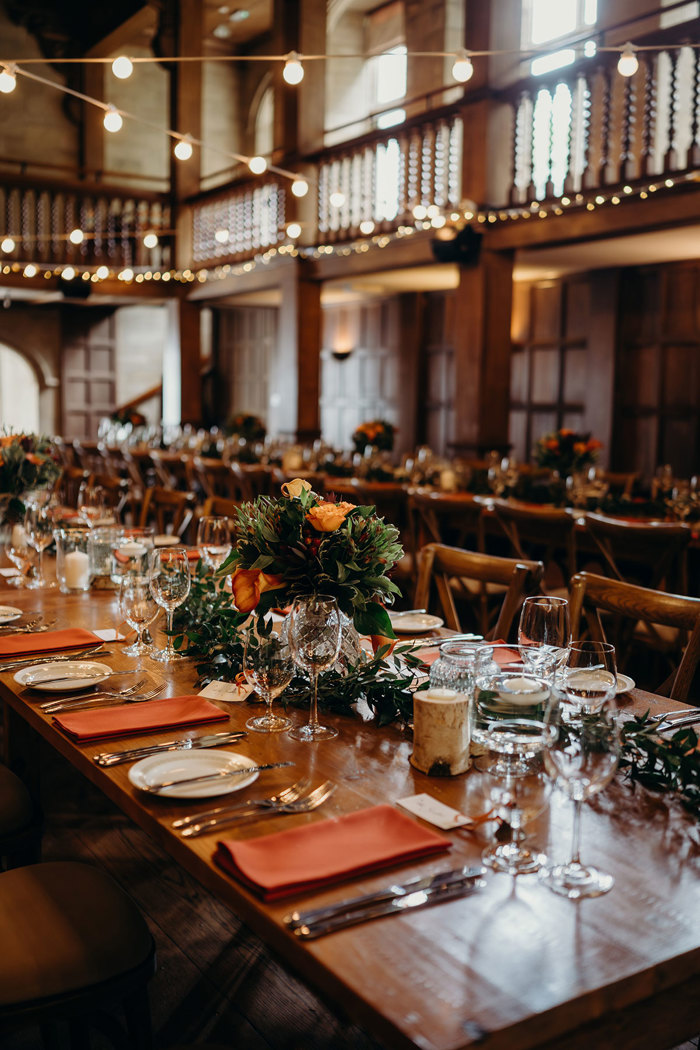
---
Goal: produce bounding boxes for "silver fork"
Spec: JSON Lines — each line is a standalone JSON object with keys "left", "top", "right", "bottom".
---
{"left": 180, "top": 780, "right": 336, "bottom": 838}
{"left": 40, "top": 680, "right": 161, "bottom": 714}
{"left": 172, "top": 778, "right": 313, "bottom": 830}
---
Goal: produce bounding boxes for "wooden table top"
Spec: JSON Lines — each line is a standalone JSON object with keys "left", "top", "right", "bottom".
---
{"left": 1, "top": 580, "right": 699, "bottom": 1050}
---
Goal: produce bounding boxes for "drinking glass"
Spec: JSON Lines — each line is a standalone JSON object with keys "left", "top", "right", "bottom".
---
{"left": 287, "top": 594, "right": 342, "bottom": 742}
{"left": 24, "top": 503, "right": 56, "bottom": 589}
{"left": 480, "top": 765, "right": 552, "bottom": 875}
{"left": 148, "top": 547, "right": 191, "bottom": 662}
{"left": 243, "top": 629, "right": 293, "bottom": 733}
{"left": 6, "top": 523, "right": 36, "bottom": 587}
{"left": 196, "top": 516, "right": 232, "bottom": 571}
{"left": 541, "top": 684, "right": 620, "bottom": 899}
{"left": 77, "top": 482, "right": 108, "bottom": 528}
{"left": 518, "top": 596, "right": 571, "bottom": 679}
{"left": 563, "top": 640, "right": 617, "bottom": 707}
{"left": 119, "top": 575, "right": 160, "bottom": 659}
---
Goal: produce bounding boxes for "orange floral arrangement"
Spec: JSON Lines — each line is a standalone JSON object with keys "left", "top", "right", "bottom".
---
{"left": 533, "top": 428, "right": 602, "bottom": 475}
{"left": 223, "top": 478, "right": 403, "bottom": 637}
{"left": 0, "top": 432, "right": 60, "bottom": 523}
{"left": 352, "top": 419, "right": 395, "bottom": 453}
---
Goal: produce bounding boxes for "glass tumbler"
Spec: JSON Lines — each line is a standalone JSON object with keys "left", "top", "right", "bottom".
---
{"left": 54, "top": 527, "right": 91, "bottom": 594}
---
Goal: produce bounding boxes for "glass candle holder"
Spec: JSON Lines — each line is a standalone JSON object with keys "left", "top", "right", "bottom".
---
{"left": 88, "top": 525, "right": 125, "bottom": 589}
{"left": 54, "top": 527, "right": 91, "bottom": 594}
{"left": 110, "top": 527, "right": 155, "bottom": 585}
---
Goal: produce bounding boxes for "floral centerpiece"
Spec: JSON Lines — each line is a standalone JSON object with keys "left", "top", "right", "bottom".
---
{"left": 227, "top": 413, "right": 266, "bottom": 443}
{"left": 352, "top": 419, "right": 396, "bottom": 454}
{"left": 111, "top": 409, "right": 147, "bottom": 428}
{"left": 533, "top": 428, "right": 602, "bottom": 476}
{"left": 0, "top": 432, "right": 60, "bottom": 524}
{"left": 224, "top": 478, "right": 403, "bottom": 639}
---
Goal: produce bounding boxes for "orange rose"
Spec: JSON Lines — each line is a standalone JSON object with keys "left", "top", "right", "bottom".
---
{"left": 25, "top": 453, "right": 42, "bottom": 465}
{"left": 573, "top": 442, "right": 587, "bottom": 456}
{"left": 370, "top": 634, "right": 396, "bottom": 657}
{"left": 559, "top": 428, "right": 574, "bottom": 437}
{"left": 0, "top": 435, "right": 20, "bottom": 447}
{"left": 306, "top": 501, "right": 355, "bottom": 532}
{"left": 545, "top": 439, "right": 559, "bottom": 451}
{"left": 230, "top": 567, "right": 284, "bottom": 613}
{"left": 588, "top": 439, "right": 603, "bottom": 450}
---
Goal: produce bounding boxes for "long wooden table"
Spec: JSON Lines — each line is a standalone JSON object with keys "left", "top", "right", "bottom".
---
{"left": 1, "top": 582, "right": 699, "bottom": 1050}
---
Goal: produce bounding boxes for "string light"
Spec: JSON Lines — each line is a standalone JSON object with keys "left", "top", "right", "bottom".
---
{"left": 118, "top": 268, "right": 134, "bottom": 281}
{"left": 111, "top": 56, "right": 133, "bottom": 80}
{"left": 329, "top": 191, "right": 345, "bottom": 207}
{"left": 1, "top": 237, "right": 15, "bottom": 253}
{"left": 0, "top": 63, "right": 17, "bottom": 93}
{"left": 359, "top": 220, "right": 375, "bottom": 234}
{"left": 174, "top": 135, "right": 193, "bottom": 160}
{"left": 68, "top": 228, "right": 84, "bottom": 244}
{"left": 143, "top": 232, "right": 159, "bottom": 248}
{"left": 451, "top": 50, "right": 474, "bottom": 83}
{"left": 96, "top": 265, "right": 110, "bottom": 280}
{"left": 412, "top": 204, "right": 427, "bottom": 220}
{"left": 283, "top": 52, "right": 304, "bottom": 85}
{"left": 617, "top": 43, "right": 639, "bottom": 77}
{"left": 61, "top": 266, "right": 76, "bottom": 280}
{"left": 23, "top": 263, "right": 37, "bottom": 278}
{"left": 291, "top": 179, "right": 309, "bottom": 198}
{"left": 286, "top": 222, "right": 302, "bottom": 238}
{"left": 248, "top": 155, "right": 268, "bottom": 174}
{"left": 103, "top": 104, "right": 123, "bottom": 132}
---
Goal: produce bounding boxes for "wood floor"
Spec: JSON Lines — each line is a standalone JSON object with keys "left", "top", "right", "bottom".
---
{"left": 3, "top": 736, "right": 699, "bottom": 1050}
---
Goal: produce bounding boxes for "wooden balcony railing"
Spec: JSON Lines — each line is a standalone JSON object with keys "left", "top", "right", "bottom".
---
{"left": 504, "top": 18, "right": 700, "bottom": 204}
{"left": 0, "top": 177, "right": 171, "bottom": 269}
{"left": 190, "top": 178, "right": 286, "bottom": 266}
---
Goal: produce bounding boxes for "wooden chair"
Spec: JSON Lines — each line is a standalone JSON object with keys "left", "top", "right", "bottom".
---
{"left": 139, "top": 487, "right": 196, "bottom": 539}
{"left": 488, "top": 499, "right": 577, "bottom": 594}
{"left": 582, "top": 512, "right": 691, "bottom": 593}
{"left": 59, "top": 466, "right": 89, "bottom": 508}
{"left": 569, "top": 571, "right": 700, "bottom": 700}
{"left": 414, "top": 543, "right": 544, "bottom": 639}
{"left": 191, "top": 457, "right": 252, "bottom": 502}
{"left": 89, "top": 473, "right": 133, "bottom": 523}
{"left": 602, "top": 471, "right": 638, "bottom": 498}
{"left": 0, "top": 861, "right": 155, "bottom": 1049}
{"left": 201, "top": 496, "right": 241, "bottom": 519}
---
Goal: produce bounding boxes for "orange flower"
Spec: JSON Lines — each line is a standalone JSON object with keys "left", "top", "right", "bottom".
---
{"left": 306, "top": 501, "right": 355, "bottom": 532}
{"left": 0, "top": 435, "right": 21, "bottom": 447}
{"left": 588, "top": 439, "right": 603, "bottom": 450}
{"left": 25, "top": 453, "right": 42, "bottom": 465}
{"left": 545, "top": 438, "right": 559, "bottom": 451}
{"left": 230, "top": 567, "right": 284, "bottom": 613}
{"left": 559, "top": 428, "right": 574, "bottom": 437}
{"left": 281, "top": 477, "right": 312, "bottom": 499}
{"left": 573, "top": 442, "right": 587, "bottom": 456}
{"left": 370, "top": 633, "right": 396, "bottom": 657}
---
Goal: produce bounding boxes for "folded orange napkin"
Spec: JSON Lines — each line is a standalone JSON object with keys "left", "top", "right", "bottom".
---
{"left": 186, "top": 549, "right": 202, "bottom": 562}
{"left": 53, "top": 695, "right": 228, "bottom": 742}
{"left": 0, "top": 628, "right": 103, "bottom": 659}
{"left": 214, "top": 804, "right": 451, "bottom": 900}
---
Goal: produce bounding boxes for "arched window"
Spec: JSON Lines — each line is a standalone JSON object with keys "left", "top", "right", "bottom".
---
{"left": 254, "top": 86, "right": 274, "bottom": 159}
{"left": 0, "top": 345, "right": 40, "bottom": 433}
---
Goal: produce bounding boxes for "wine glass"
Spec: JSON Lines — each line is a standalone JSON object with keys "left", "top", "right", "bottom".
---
{"left": 243, "top": 628, "right": 293, "bottom": 733}
{"left": 563, "top": 640, "right": 617, "bottom": 707}
{"left": 24, "top": 503, "right": 56, "bottom": 589}
{"left": 480, "top": 765, "right": 552, "bottom": 875}
{"left": 196, "top": 516, "right": 231, "bottom": 571}
{"left": 541, "top": 683, "right": 620, "bottom": 899}
{"left": 119, "top": 575, "right": 160, "bottom": 659}
{"left": 148, "top": 547, "right": 191, "bottom": 662}
{"left": 6, "top": 523, "right": 36, "bottom": 587}
{"left": 518, "top": 596, "right": 571, "bottom": 680}
{"left": 287, "top": 594, "right": 342, "bottom": 742}
{"left": 77, "top": 482, "right": 108, "bottom": 528}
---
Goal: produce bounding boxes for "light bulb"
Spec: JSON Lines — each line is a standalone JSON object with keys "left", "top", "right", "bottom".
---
{"left": 286, "top": 222, "right": 302, "bottom": 238}
{"left": 95, "top": 265, "right": 110, "bottom": 280}
{"left": 452, "top": 50, "right": 474, "bottom": 84}
{"left": 174, "top": 136, "right": 193, "bottom": 160}
{"left": 0, "top": 64, "right": 17, "bottom": 94}
{"left": 143, "top": 232, "right": 159, "bottom": 249}
{"left": 61, "top": 266, "right": 76, "bottom": 281}
{"left": 23, "top": 263, "right": 37, "bottom": 278}
{"left": 291, "top": 178, "right": 309, "bottom": 198}
{"left": 1, "top": 236, "right": 15, "bottom": 253}
{"left": 69, "top": 228, "right": 84, "bottom": 245}
{"left": 283, "top": 52, "right": 304, "bottom": 85}
{"left": 359, "top": 220, "right": 375, "bottom": 235}
{"left": 617, "top": 43, "right": 638, "bottom": 77}
{"left": 412, "top": 204, "right": 427, "bottom": 220}
{"left": 214, "top": 228, "right": 230, "bottom": 243}
{"left": 103, "top": 105, "right": 123, "bottom": 133}
{"left": 111, "top": 55, "right": 133, "bottom": 80}
{"left": 248, "top": 155, "right": 267, "bottom": 174}
{"left": 329, "top": 191, "right": 345, "bottom": 208}
{"left": 118, "top": 268, "right": 134, "bottom": 282}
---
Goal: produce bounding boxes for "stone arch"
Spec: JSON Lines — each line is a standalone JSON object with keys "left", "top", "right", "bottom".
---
{"left": 0, "top": 341, "right": 42, "bottom": 432}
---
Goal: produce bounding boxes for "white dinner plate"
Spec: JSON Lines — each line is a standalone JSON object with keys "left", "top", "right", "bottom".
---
{"left": 0, "top": 606, "right": 23, "bottom": 624}
{"left": 153, "top": 534, "right": 180, "bottom": 547}
{"left": 15, "top": 661, "right": 112, "bottom": 693}
{"left": 128, "top": 749, "right": 260, "bottom": 799}
{"left": 616, "top": 673, "right": 635, "bottom": 694}
{"left": 390, "top": 613, "right": 444, "bottom": 635}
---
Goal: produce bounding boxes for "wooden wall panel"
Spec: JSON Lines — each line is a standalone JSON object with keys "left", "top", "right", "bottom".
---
{"left": 60, "top": 308, "right": 117, "bottom": 439}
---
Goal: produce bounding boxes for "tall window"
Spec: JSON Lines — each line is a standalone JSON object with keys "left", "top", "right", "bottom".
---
{"left": 374, "top": 45, "right": 407, "bottom": 129}
{"left": 523, "top": 0, "right": 597, "bottom": 76}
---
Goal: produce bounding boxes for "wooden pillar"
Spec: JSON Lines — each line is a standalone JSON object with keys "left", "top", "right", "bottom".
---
{"left": 272, "top": 0, "right": 326, "bottom": 157}
{"left": 274, "top": 259, "right": 321, "bottom": 441}
{"left": 178, "top": 295, "right": 202, "bottom": 426}
{"left": 81, "top": 65, "right": 104, "bottom": 178}
{"left": 451, "top": 249, "right": 514, "bottom": 456}
{"left": 170, "top": 0, "right": 203, "bottom": 205}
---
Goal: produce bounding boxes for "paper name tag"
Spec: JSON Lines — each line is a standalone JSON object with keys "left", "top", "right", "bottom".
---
{"left": 397, "top": 793, "right": 471, "bottom": 830}
{"left": 199, "top": 680, "right": 253, "bottom": 703}
{"left": 93, "top": 628, "right": 127, "bottom": 642}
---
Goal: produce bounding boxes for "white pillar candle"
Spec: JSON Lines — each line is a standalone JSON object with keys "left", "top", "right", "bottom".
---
{"left": 63, "top": 550, "right": 90, "bottom": 589}
{"left": 410, "top": 688, "right": 471, "bottom": 776}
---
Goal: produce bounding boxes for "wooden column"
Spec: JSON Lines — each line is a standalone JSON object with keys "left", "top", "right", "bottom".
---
{"left": 272, "top": 0, "right": 326, "bottom": 157}
{"left": 178, "top": 295, "right": 203, "bottom": 426}
{"left": 170, "top": 0, "right": 203, "bottom": 205}
{"left": 275, "top": 259, "right": 321, "bottom": 442}
{"left": 451, "top": 248, "right": 514, "bottom": 456}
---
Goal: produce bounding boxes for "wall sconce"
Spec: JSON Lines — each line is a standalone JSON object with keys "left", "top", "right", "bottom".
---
{"left": 331, "top": 345, "right": 354, "bottom": 362}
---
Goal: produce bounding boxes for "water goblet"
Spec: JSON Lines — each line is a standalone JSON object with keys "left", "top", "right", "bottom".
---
{"left": 540, "top": 679, "right": 620, "bottom": 899}
{"left": 518, "top": 595, "right": 571, "bottom": 680}
{"left": 480, "top": 765, "right": 552, "bottom": 875}
{"left": 243, "top": 628, "right": 293, "bottom": 733}
{"left": 77, "top": 482, "right": 108, "bottom": 528}
{"left": 196, "top": 515, "right": 232, "bottom": 571}
{"left": 287, "top": 594, "right": 342, "bottom": 742}
{"left": 563, "top": 640, "right": 617, "bottom": 707}
{"left": 148, "top": 547, "right": 191, "bottom": 662}
{"left": 24, "top": 503, "right": 56, "bottom": 589}
{"left": 119, "top": 575, "right": 160, "bottom": 659}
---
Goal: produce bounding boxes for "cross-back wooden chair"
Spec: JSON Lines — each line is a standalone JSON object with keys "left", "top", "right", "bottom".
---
{"left": 148, "top": 449, "right": 190, "bottom": 490}
{"left": 414, "top": 543, "right": 544, "bottom": 640}
{"left": 201, "top": 496, "right": 241, "bottom": 519}
{"left": 568, "top": 571, "right": 700, "bottom": 700}
{"left": 601, "top": 471, "right": 639, "bottom": 498}
{"left": 59, "top": 466, "right": 89, "bottom": 508}
{"left": 488, "top": 499, "right": 577, "bottom": 594}
{"left": 408, "top": 491, "right": 486, "bottom": 556}
{"left": 138, "top": 486, "right": 196, "bottom": 539}
{"left": 88, "top": 472, "right": 133, "bottom": 523}
{"left": 582, "top": 512, "right": 691, "bottom": 593}
{"left": 192, "top": 457, "right": 252, "bottom": 502}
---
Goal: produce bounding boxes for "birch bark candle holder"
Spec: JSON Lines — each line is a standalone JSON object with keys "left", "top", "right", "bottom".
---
{"left": 410, "top": 688, "right": 471, "bottom": 776}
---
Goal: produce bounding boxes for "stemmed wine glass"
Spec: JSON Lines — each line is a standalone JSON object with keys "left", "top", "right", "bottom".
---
{"left": 480, "top": 766, "right": 552, "bottom": 875}
{"left": 196, "top": 516, "right": 231, "bottom": 571}
{"left": 243, "top": 627, "right": 294, "bottom": 733}
{"left": 518, "top": 595, "right": 571, "bottom": 680}
{"left": 287, "top": 594, "right": 342, "bottom": 742}
{"left": 119, "top": 575, "right": 160, "bottom": 659}
{"left": 148, "top": 547, "right": 191, "bottom": 662}
{"left": 540, "top": 641, "right": 620, "bottom": 899}
{"left": 6, "top": 524, "right": 35, "bottom": 587}
{"left": 77, "top": 482, "right": 108, "bottom": 528}
{"left": 24, "top": 503, "right": 56, "bottom": 589}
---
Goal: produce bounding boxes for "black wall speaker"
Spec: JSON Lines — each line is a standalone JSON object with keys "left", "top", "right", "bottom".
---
{"left": 60, "top": 278, "right": 92, "bottom": 300}
{"left": 431, "top": 226, "right": 483, "bottom": 266}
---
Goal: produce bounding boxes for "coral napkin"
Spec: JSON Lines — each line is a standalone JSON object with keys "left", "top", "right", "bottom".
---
{"left": 214, "top": 804, "right": 451, "bottom": 900}
{"left": 0, "top": 628, "right": 103, "bottom": 659}
{"left": 53, "top": 695, "right": 228, "bottom": 742}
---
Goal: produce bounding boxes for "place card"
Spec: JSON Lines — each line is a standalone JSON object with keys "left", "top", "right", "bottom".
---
{"left": 0, "top": 568, "right": 20, "bottom": 579}
{"left": 397, "top": 793, "right": 472, "bottom": 830}
{"left": 198, "top": 680, "right": 253, "bottom": 703}
{"left": 92, "top": 628, "right": 127, "bottom": 642}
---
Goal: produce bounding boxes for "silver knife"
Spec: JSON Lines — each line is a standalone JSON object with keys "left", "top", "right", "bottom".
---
{"left": 142, "top": 760, "right": 294, "bottom": 793}
{"left": 24, "top": 668, "right": 141, "bottom": 687}
{"left": 291, "top": 875, "right": 486, "bottom": 940}
{"left": 284, "top": 865, "right": 485, "bottom": 931}
{"left": 93, "top": 731, "right": 248, "bottom": 766}
{"left": 0, "top": 647, "right": 110, "bottom": 672}
{"left": 657, "top": 713, "right": 700, "bottom": 733}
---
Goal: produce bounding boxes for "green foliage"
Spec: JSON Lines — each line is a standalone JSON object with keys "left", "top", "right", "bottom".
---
{"left": 620, "top": 712, "right": 700, "bottom": 821}
{"left": 0, "top": 432, "right": 61, "bottom": 522}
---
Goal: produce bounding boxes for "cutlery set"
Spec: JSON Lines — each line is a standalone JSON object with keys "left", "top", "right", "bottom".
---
{"left": 653, "top": 706, "right": 700, "bottom": 732}
{"left": 0, "top": 645, "right": 110, "bottom": 673}
{"left": 176, "top": 779, "right": 336, "bottom": 836}
{"left": 40, "top": 680, "right": 164, "bottom": 713}
{"left": 93, "top": 731, "right": 248, "bottom": 766}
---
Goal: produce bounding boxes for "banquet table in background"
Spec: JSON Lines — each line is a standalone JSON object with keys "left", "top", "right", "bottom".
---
{"left": 0, "top": 581, "right": 699, "bottom": 1050}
